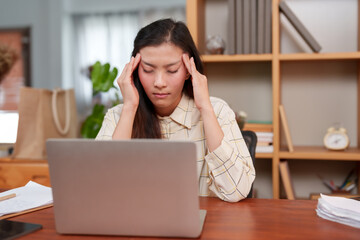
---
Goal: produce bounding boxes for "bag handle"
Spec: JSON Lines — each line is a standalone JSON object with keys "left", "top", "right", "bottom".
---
{"left": 52, "top": 88, "right": 71, "bottom": 135}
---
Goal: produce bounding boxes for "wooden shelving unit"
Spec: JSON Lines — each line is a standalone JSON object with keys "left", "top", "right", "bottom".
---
{"left": 202, "top": 54, "right": 272, "bottom": 62}
{"left": 256, "top": 152, "right": 273, "bottom": 159}
{"left": 186, "top": 0, "right": 360, "bottom": 198}
{"left": 279, "top": 52, "right": 360, "bottom": 61}
{"left": 279, "top": 147, "right": 360, "bottom": 161}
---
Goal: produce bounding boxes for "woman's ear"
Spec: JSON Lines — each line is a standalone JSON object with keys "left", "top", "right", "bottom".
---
{"left": 185, "top": 72, "right": 190, "bottom": 80}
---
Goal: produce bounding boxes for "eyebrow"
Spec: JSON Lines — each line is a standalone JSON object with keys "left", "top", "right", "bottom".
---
{"left": 141, "top": 60, "right": 181, "bottom": 68}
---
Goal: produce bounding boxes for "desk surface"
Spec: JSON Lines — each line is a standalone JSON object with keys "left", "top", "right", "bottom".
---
{"left": 9, "top": 197, "right": 360, "bottom": 240}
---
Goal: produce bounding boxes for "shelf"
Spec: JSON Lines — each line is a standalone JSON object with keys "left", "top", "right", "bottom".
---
{"left": 279, "top": 52, "right": 360, "bottom": 61}
{"left": 279, "top": 146, "right": 360, "bottom": 161}
{"left": 0, "top": 157, "right": 47, "bottom": 164}
{"left": 201, "top": 54, "right": 272, "bottom": 62}
{"left": 201, "top": 52, "right": 360, "bottom": 63}
{"left": 256, "top": 152, "right": 273, "bottom": 159}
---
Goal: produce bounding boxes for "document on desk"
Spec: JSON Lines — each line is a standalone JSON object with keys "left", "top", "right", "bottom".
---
{"left": 0, "top": 181, "right": 53, "bottom": 218}
{"left": 316, "top": 194, "right": 360, "bottom": 229}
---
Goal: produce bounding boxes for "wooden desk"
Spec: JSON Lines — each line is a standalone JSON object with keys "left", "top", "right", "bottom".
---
{"left": 8, "top": 197, "right": 360, "bottom": 239}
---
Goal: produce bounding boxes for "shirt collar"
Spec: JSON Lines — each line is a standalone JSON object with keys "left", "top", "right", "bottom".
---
{"left": 168, "top": 93, "right": 193, "bottom": 129}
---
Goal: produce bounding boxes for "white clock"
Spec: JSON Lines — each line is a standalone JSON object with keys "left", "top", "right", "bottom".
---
{"left": 323, "top": 127, "right": 350, "bottom": 150}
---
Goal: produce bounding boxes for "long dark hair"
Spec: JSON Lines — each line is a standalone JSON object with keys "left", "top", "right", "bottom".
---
{"left": 131, "top": 18, "right": 203, "bottom": 139}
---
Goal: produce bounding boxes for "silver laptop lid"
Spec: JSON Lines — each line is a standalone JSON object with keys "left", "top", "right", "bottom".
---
{"left": 46, "top": 139, "right": 204, "bottom": 238}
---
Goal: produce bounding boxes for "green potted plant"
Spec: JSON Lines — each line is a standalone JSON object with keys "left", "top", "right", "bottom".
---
{"left": 80, "top": 61, "right": 119, "bottom": 138}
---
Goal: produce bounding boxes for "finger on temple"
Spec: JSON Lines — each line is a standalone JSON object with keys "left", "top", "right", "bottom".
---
{"left": 132, "top": 53, "right": 141, "bottom": 71}
{"left": 182, "top": 54, "right": 191, "bottom": 73}
{"left": 125, "top": 57, "right": 135, "bottom": 78}
{"left": 189, "top": 57, "right": 196, "bottom": 73}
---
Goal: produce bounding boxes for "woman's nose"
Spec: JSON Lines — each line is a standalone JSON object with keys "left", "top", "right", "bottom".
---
{"left": 154, "top": 73, "right": 166, "bottom": 88}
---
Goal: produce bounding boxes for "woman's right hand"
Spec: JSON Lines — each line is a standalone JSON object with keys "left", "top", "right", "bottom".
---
{"left": 117, "top": 53, "right": 141, "bottom": 111}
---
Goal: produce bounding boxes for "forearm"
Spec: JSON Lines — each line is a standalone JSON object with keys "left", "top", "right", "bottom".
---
{"left": 112, "top": 105, "right": 137, "bottom": 139}
{"left": 202, "top": 101, "right": 255, "bottom": 202}
{"left": 200, "top": 107, "right": 224, "bottom": 152}
{"left": 206, "top": 140, "right": 255, "bottom": 202}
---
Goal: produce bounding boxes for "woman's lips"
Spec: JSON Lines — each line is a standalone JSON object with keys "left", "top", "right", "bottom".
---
{"left": 154, "top": 93, "right": 169, "bottom": 99}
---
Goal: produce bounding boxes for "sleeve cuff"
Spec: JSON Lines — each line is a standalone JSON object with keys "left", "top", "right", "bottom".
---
{"left": 205, "top": 139, "right": 234, "bottom": 169}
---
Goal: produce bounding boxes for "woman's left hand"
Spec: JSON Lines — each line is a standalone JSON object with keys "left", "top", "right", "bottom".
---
{"left": 182, "top": 54, "right": 212, "bottom": 113}
{"left": 182, "top": 54, "right": 224, "bottom": 152}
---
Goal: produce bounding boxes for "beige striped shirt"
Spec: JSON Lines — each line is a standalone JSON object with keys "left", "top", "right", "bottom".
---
{"left": 96, "top": 94, "right": 255, "bottom": 202}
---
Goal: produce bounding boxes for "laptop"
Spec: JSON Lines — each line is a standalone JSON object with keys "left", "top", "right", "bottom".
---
{"left": 46, "top": 139, "right": 206, "bottom": 238}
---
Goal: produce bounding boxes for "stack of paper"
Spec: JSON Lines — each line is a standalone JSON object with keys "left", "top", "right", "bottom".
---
{"left": 0, "top": 181, "right": 53, "bottom": 218}
{"left": 316, "top": 194, "right": 360, "bottom": 228}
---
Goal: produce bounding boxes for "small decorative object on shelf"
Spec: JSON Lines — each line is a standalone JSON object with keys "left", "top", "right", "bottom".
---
{"left": 235, "top": 110, "right": 247, "bottom": 130}
{"left": 206, "top": 35, "right": 225, "bottom": 54}
{"left": 323, "top": 125, "right": 350, "bottom": 151}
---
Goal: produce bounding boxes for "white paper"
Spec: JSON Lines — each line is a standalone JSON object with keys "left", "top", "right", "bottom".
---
{"left": 320, "top": 194, "right": 360, "bottom": 214}
{"left": 316, "top": 194, "right": 360, "bottom": 229}
{"left": 0, "top": 181, "right": 53, "bottom": 217}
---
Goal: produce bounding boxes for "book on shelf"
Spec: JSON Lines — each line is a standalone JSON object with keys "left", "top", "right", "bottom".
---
{"left": 279, "top": 160, "right": 295, "bottom": 200}
{"left": 279, "top": 105, "right": 294, "bottom": 152}
{"left": 257, "top": 0, "right": 265, "bottom": 54}
{"left": 264, "top": 0, "right": 272, "bottom": 53}
{"left": 250, "top": 0, "right": 257, "bottom": 54}
{"left": 235, "top": 0, "right": 243, "bottom": 54}
{"left": 243, "top": 0, "right": 251, "bottom": 54}
{"left": 257, "top": 142, "right": 272, "bottom": 146}
{"left": 255, "top": 132, "right": 273, "bottom": 153}
{"left": 256, "top": 132, "right": 273, "bottom": 142}
{"left": 228, "top": 0, "right": 236, "bottom": 54}
{"left": 243, "top": 122, "right": 273, "bottom": 153}
{"left": 256, "top": 145, "right": 274, "bottom": 153}
{"left": 279, "top": 1, "right": 321, "bottom": 53}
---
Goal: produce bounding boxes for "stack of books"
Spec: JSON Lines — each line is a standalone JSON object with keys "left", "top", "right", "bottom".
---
{"left": 256, "top": 132, "right": 273, "bottom": 153}
{"left": 316, "top": 194, "right": 360, "bottom": 229}
{"left": 243, "top": 122, "right": 273, "bottom": 153}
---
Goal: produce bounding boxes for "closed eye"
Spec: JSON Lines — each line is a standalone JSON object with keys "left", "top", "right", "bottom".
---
{"left": 167, "top": 69, "right": 178, "bottom": 74}
{"left": 143, "top": 69, "right": 153, "bottom": 73}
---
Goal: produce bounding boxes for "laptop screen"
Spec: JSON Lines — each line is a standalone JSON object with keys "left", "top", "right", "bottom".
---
{"left": 0, "top": 111, "right": 18, "bottom": 144}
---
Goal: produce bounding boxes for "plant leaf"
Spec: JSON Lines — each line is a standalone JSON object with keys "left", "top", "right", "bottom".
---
{"left": 80, "top": 104, "right": 106, "bottom": 138}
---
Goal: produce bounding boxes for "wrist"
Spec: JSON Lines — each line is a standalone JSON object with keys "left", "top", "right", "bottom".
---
{"left": 198, "top": 102, "right": 214, "bottom": 115}
{"left": 122, "top": 102, "right": 138, "bottom": 115}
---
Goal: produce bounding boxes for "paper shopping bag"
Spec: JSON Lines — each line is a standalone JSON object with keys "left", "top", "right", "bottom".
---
{"left": 11, "top": 87, "right": 78, "bottom": 159}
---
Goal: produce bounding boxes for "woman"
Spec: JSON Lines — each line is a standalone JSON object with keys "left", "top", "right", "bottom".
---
{"left": 96, "top": 18, "right": 255, "bottom": 202}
